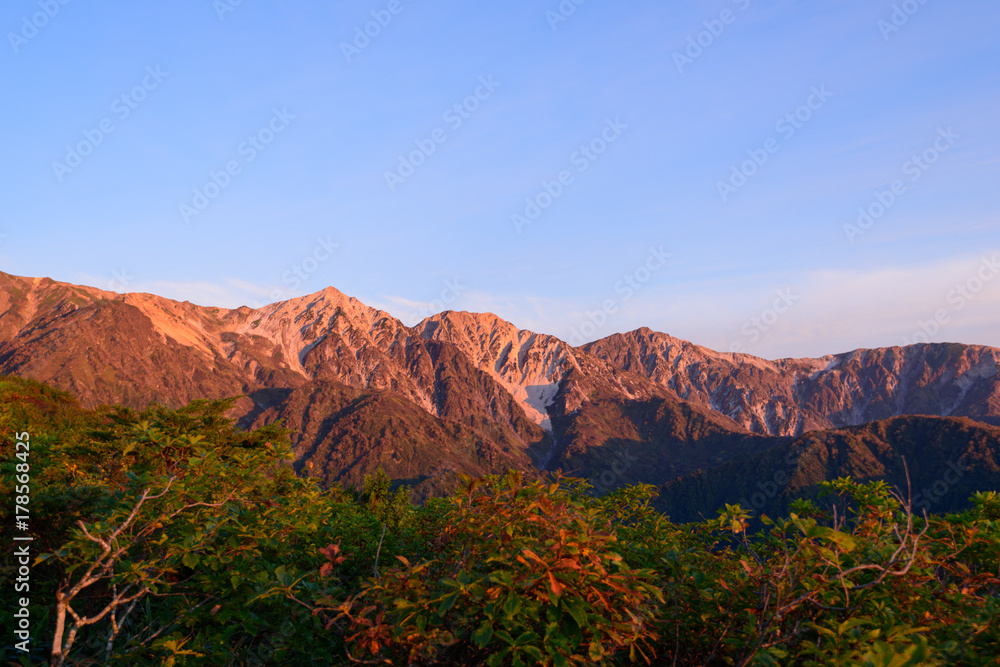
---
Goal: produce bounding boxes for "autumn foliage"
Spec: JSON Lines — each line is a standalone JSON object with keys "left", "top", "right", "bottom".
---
{"left": 324, "top": 472, "right": 662, "bottom": 665}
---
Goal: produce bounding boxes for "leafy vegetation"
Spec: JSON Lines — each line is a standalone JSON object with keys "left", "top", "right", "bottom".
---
{"left": 657, "top": 416, "right": 1000, "bottom": 525}
{"left": 321, "top": 472, "right": 663, "bottom": 666}
{"left": 1, "top": 377, "right": 998, "bottom": 665}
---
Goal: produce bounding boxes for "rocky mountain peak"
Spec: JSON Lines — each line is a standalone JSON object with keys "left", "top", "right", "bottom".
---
{"left": 416, "top": 311, "right": 582, "bottom": 430}
{"left": 4, "top": 271, "right": 1000, "bottom": 465}
{"left": 227, "top": 286, "right": 408, "bottom": 378}
{"left": 586, "top": 329, "right": 1000, "bottom": 435}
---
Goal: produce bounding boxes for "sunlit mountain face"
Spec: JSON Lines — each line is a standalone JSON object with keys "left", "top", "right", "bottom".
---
{"left": 2, "top": 270, "right": 998, "bottom": 503}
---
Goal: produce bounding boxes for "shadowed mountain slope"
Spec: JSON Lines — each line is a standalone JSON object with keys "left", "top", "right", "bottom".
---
{"left": 656, "top": 415, "right": 1000, "bottom": 523}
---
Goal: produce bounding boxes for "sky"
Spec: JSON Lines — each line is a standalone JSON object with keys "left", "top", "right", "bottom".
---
{"left": 1, "top": 0, "right": 998, "bottom": 359}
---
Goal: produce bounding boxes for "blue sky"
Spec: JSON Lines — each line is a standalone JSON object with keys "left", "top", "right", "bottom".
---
{"left": 2, "top": 0, "right": 998, "bottom": 359}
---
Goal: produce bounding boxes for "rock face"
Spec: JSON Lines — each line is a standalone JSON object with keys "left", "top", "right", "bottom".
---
{"left": 0, "top": 274, "right": 549, "bottom": 496}
{"left": 585, "top": 328, "right": 1000, "bottom": 436}
{"left": 416, "top": 312, "right": 577, "bottom": 432}
{"left": 2, "top": 270, "right": 999, "bottom": 499}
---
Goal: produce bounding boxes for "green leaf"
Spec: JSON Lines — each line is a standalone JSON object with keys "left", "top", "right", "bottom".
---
{"left": 488, "top": 570, "right": 514, "bottom": 587}
{"left": 437, "top": 592, "right": 459, "bottom": 616}
{"left": 838, "top": 617, "right": 870, "bottom": 637}
{"left": 472, "top": 620, "right": 494, "bottom": 648}
{"left": 544, "top": 621, "right": 571, "bottom": 652}
{"left": 589, "top": 640, "right": 604, "bottom": 661}
{"left": 514, "top": 631, "right": 539, "bottom": 646}
{"left": 274, "top": 564, "right": 293, "bottom": 587}
{"left": 562, "top": 596, "right": 588, "bottom": 629}
{"left": 551, "top": 650, "right": 570, "bottom": 667}
{"left": 521, "top": 645, "right": 544, "bottom": 661}
{"left": 503, "top": 593, "right": 523, "bottom": 619}
{"left": 807, "top": 525, "right": 858, "bottom": 551}
{"left": 495, "top": 630, "right": 516, "bottom": 646}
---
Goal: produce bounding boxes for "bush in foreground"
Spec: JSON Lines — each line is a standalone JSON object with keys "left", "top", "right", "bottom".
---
{"left": 323, "top": 472, "right": 662, "bottom": 665}
{"left": 2, "top": 379, "right": 997, "bottom": 665}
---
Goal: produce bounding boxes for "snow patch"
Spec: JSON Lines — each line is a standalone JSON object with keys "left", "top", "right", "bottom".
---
{"left": 525, "top": 383, "right": 559, "bottom": 431}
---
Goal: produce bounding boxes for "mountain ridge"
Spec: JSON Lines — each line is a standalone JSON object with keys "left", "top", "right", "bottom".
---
{"left": 2, "top": 270, "right": 998, "bottom": 501}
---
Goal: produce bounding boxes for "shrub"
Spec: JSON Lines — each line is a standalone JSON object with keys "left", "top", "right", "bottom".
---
{"left": 326, "top": 471, "right": 663, "bottom": 666}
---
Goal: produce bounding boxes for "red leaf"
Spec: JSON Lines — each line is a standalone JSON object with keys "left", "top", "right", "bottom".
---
{"left": 548, "top": 570, "right": 564, "bottom": 597}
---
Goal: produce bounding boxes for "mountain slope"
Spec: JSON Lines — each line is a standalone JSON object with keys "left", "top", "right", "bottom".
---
{"left": 0, "top": 273, "right": 555, "bottom": 491}
{"left": 416, "top": 311, "right": 580, "bottom": 431}
{"left": 585, "top": 328, "right": 1000, "bottom": 436}
{"left": 656, "top": 415, "right": 1000, "bottom": 522}
{"left": 3, "top": 270, "right": 1000, "bottom": 500}
{"left": 243, "top": 379, "right": 543, "bottom": 500}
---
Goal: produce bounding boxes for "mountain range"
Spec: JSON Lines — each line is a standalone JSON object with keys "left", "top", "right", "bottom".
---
{"left": 2, "top": 270, "right": 998, "bottom": 516}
